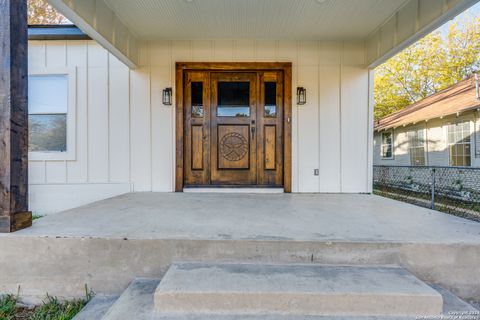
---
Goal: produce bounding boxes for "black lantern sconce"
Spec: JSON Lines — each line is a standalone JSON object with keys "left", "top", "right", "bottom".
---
{"left": 162, "top": 87, "right": 172, "bottom": 105}
{"left": 297, "top": 87, "right": 306, "bottom": 105}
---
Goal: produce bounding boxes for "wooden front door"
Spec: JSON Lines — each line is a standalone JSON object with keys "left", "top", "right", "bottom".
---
{"left": 183, "top": 69, "right": 284, "bottom": 188}
{"left": 210, "top": 72, "right": 257, "bottom": 184}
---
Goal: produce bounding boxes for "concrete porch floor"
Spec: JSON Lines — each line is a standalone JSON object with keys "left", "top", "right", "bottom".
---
{"left": 1, "top": 193, "right": 480, "bottom": 303}
{"left": 10, "top": 192, "right": 480, "bottom": 243}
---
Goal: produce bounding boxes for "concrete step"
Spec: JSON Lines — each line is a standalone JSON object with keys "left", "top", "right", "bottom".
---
{"left": 80, "top": 277, "right": 475, "bottom": 320}
{"left": 72, "top": 295, "right": 118, "bottom": 320}
{"left": 101, "top": 278, "right": 160, "bottom": 320}
{"left": 154, "top": 263, "right": 443, "bottom": 316}
{"left": 154, "top": 315, "right": 414, "bottom": 320}
{"left": 431, "top": 284, "right": 479, "bottom": 314}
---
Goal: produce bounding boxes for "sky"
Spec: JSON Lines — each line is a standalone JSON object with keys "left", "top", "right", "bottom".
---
{"left": 438, "top": 1, "right": 480, "bottom": 36}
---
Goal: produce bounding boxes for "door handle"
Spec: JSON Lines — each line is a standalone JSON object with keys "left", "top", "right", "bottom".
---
{"left": 251, "top": 126, "right": 255, "bottom": 139}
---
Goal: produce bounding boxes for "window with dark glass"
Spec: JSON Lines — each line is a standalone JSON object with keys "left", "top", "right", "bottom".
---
{"left": 264, "top": 82, "right": 276, "bottom": 117}
{"left": 191, "top": 82, "right": 203, "bottom": 117}
{"left": 217, "top": 82, "right": 250, "bottom": 117}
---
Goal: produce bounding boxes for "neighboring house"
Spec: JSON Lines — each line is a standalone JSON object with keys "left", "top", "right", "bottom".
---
{"left": 374, "top": 75, "right": 480, "bottom": 167}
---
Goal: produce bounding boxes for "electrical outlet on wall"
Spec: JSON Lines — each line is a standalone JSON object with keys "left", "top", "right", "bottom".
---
{"left": 314, "top": 169, "right": 319, "bottom": 176}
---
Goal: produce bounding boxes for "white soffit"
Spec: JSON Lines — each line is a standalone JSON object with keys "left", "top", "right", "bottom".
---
{"left": 366, "top": 0, "right": 480, "bottom": 67}
{"left": 48, "top": 0, "right": 140, "bottom": 68}
{"left": 102, "top": 0, "right": 409, "bottom": 40}
{"left": 48, "top": 0, "right": 480, "bottom": 68}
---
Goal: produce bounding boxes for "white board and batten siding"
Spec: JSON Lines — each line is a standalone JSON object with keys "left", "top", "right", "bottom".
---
{"left": 28, "top": 40, "right": 132, "bottom": 214}
{"left": 28, "top": 40, "right": 372, "bottom": 214}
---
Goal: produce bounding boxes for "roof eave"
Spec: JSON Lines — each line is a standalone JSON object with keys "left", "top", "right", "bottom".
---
{"left": 374, "top": 104, "right": 480, "bottom": 132}
{"left": 28, "top": 25, "right": 91, "bottom": 40}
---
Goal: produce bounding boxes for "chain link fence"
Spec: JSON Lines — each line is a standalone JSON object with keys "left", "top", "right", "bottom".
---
{"left": 373, "top": 165, "right": 480, "bottom": 222}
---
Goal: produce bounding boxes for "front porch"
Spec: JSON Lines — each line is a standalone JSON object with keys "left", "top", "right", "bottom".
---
{"left": 12, "top": 192, "right": 480, "bottom": 242}
{"left": 1, "top": 193, "right": 479, "bottom": 303}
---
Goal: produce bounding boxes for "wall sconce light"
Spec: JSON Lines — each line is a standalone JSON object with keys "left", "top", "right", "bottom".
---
{"left": 297, "top": 87, "right": 306, "bottom": 105}
{"left": 162, "top": 87, "right": 172, "bottom": 105}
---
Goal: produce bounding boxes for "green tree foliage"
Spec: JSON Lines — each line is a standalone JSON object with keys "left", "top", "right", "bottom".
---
{"left": 28, "top": 0, "right": 69, "bottom": 25}
{"left": 374, "top": 17, "right": 480, "bottom": 120}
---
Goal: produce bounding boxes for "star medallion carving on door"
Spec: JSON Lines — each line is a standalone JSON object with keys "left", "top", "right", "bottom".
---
{"left": 220, "top": 132, "right": 248, "bottom": 161}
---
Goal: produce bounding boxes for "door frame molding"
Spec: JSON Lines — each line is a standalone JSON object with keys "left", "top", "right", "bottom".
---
{"left": 175, "top": 62, "right": 292, "bottom": 192}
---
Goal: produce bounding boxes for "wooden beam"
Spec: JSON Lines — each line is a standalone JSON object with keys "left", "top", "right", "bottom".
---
{"left": 0, "top": 0, "right": 32, "bottom": 232}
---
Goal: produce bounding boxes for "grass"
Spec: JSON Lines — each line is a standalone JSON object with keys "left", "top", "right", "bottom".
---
{"left": 28, "top": 295, "right": 87, "bottom": 320}
{"left": 0, "top": 295, "right": 17, "bottom": 320}
{"left": 0, "top": 286, "right": 92, "bottom": 320}
{"left": 31, "top": 214, "right": 43, "bottom": 221}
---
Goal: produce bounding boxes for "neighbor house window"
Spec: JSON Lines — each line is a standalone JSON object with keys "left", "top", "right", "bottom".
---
{"left": 447, "top": 121, "right": 471, "bottom": 167}
{"left": 28, "top": 69, "right": 76, "bottom": 160}
{"left": 381, "top": 131, "right": 393, "bottom": 159}
{"left": 407, "top": 128, "right": 426, "bottom": 166}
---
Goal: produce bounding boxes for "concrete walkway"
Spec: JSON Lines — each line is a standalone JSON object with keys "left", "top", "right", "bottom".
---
{"left": 9, "top": 192, "right": 480, "bottom": 244}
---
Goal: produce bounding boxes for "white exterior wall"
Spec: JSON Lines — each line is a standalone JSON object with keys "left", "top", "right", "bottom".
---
{"left": 28, "top": 39, "right": 372, "bottom": 214}
{"left": 28, "top": 40, "right": 133, "bottom": 214}
{"left": 374, "top": 111, "right": 480, "bottom": 167}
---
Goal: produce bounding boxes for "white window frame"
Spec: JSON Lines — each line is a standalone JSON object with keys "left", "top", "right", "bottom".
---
{"left": 445, "top": 119, "right": 473, "bottom": 167}
{"left": 380, "top": 130, "right": 394, "bottom": 159}
{"left": 28, "top": 67, "right": 76, "bottom": 161}
{"left": 475, "top": 115, "right": 480, "bottom": 158}
{"left": 407, "top": 127, "right": 427, "bottom": 166}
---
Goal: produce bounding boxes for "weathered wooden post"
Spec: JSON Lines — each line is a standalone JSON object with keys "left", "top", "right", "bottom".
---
{"left": 0, "top": 0, "right": 32, "bottom": 232}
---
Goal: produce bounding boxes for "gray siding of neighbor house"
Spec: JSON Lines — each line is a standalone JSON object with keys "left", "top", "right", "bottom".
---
{"left": 373, "top": 111, "right": 480, "bottom": 167}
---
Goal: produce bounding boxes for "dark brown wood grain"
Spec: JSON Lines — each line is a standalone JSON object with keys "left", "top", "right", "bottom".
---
{"left": 175, "top": 64, "right": 184, "bottom": 191}
{"left": 191, "top": 125, "right": 204, "bottom": 170}
{"left": 210, "top": 72, "right": 257, "bottom": 185}
{"left": 175, "top": 62, "right": 292, "bottom": 192}
{"left": 283, "top": 65, "right": 292, "bottom": 193}
{"left": 183, "top": 71, "right": 211, "bottom": 186}
{"left": 0, "top": 0, "right": 32, "bottom": 232}
{"left": 264, "top": 125, "right": 276, "bottom": 170}
{"left": 177, "top": 62, "right": 292, "bottom": 71}
{"left": 256, "top": 71, "right": 284, "bottom": 186}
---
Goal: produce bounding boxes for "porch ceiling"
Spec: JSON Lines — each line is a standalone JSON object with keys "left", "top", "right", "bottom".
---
{"left": 101, "top": 0, "right": 408, "bottom": 40}
{"left": 49, "top": 0, "right": 479, "bottom": 68}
